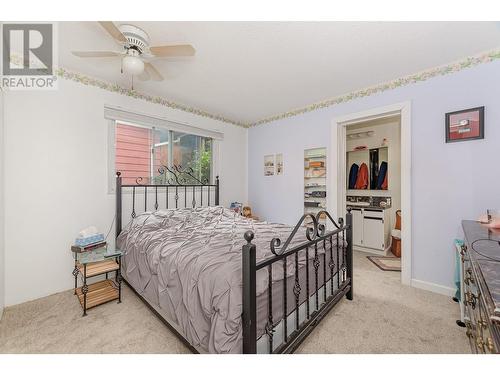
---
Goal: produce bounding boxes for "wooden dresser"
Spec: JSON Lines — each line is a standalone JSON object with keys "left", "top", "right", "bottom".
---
{"left": 461, "top": 220, "right": 500, "bottom": 354}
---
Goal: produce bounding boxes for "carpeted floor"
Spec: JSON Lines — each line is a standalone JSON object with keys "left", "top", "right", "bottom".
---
{"left": 0, "top": 251, "right": 470, "bottom": 354}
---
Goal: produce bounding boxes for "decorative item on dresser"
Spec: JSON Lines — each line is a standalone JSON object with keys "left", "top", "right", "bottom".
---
{"left": 115, "top": 165, "right": 354, "bottom": 353}
{"left": 460, "top": 220, "right": 500, "bottom": 354}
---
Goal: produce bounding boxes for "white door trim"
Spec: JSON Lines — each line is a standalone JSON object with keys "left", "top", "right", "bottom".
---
{"left": 330, "top": 101, "right": 412, "bottom": 285}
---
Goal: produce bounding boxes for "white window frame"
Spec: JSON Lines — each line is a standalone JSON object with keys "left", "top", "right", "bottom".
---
{"left": 106, "top": 106, "right": 222, "bottom": 194}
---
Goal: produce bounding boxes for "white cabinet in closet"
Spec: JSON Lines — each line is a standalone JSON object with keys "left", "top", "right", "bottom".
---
{"left": 351, "top": 208, "right": 363, "bottom": 247}
{"left": 362, "top": 214, "right": 385, "bottom": 250}
{"left": 347, "top": 207, "right": 390, "bottom": 254}
{"left": 304, "top": 148, "right": 327, "bottom": 227}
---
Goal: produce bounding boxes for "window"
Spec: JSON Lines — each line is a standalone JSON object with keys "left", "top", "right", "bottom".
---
{"left": 115, "top": 121, "right": 213, "bottom": 185}
{"left": 171, "top": 131, "right": 213, "bottom": 184}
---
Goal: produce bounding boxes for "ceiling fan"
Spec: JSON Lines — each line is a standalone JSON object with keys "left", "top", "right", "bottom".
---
{"left": 71, "top": 22, "right": 195, "bottom": 82}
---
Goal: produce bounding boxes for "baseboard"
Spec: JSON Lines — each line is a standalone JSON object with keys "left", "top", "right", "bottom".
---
{"left": 411, "top": 278, "right": 455, "bottom": 297}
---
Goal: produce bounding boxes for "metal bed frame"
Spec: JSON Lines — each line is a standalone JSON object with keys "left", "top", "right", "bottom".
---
{"left": 115, "top": 165, "right": 353, "bottom": 354}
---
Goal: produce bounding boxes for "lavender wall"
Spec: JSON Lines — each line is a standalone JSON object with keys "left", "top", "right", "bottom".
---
{"left": 248, "top": 60, "right": 500, "bottom": 291}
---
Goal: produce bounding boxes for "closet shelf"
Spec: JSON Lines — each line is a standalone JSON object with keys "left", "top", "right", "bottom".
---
{"left": 305, "top": 147, "right": 327, "bottom": 224}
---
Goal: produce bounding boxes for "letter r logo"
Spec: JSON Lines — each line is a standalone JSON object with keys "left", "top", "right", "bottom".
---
{"left": 2, "top": 23, "right": 53, "bottom": 76}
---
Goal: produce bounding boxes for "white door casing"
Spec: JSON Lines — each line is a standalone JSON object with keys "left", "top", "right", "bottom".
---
{"left": 330, "top": 101, "right": 412, "bottom": 286}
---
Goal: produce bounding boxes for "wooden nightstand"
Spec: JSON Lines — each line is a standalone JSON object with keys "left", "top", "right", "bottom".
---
{"left": 71, "top": 247, "right": 122, "bottom": 316}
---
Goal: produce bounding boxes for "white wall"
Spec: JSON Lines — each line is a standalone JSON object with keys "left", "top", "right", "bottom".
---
{"left": 3, "top": 79, "right": 248, "bottom": 306}
{"left": 248, "top": 60, "right": 500, "bottom": 293}
{"left": 0, "top": 88, "right": 4, "bottom": 318}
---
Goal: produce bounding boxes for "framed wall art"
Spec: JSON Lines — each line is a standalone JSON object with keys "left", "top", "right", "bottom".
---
{"left": 264, "top": 154, "right": 275, "bottom": 176}
{"left": 445, "top": 106, "right": 484, "bottom": 143}
{"left": 276, "top": 154, "right": 283, "bottom": 175}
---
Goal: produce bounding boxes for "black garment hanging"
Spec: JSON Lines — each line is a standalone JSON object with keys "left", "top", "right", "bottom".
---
{"left": 376, "top": 161, "right": 388, "bottom": 189}
{"left": 348, "top": 163, "right": 359, "bottom": 189}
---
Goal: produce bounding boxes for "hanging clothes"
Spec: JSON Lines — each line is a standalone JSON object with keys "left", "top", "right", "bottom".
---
{"left": 369, "top": 149, "right": 379, "bottom": 190}
{"left": 377, "top": 161, "right": 388, "bottom": 189}
{"left": 348, "top": 163, "right": 359, "bottom": 189}
{"left": 355, "top": 162, "right": 369, "bottom": 189}
{"left": 381, "top": 171, "right": 388, "bottom": 190}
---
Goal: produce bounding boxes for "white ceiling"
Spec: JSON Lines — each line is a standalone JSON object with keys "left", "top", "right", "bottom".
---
{"left": 59, "top": 22, "right": 500, "bottom": 125}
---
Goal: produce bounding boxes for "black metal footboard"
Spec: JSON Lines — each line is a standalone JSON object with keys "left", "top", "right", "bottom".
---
{"left": 242, "top": 210, "right": 353, "bottom": 354}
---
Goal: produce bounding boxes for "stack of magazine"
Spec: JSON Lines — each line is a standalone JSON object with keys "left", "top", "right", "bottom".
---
{"left": 71, "top": 241, "right": 108, "bottom": 263}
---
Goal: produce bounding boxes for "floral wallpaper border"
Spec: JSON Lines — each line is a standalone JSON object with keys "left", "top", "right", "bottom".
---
{"left": 250, "top": 48, "right": 500, "bottom": 127}
{"left": 54, "top": 68, "right": 248, "bottom": 128}
{"left": 53, "top": 48, "right": 500, "bottom": 129}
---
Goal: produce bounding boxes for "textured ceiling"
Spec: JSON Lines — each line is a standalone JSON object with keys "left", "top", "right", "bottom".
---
{"left": 59, "top": 22, "right": 500, "bottom": 125}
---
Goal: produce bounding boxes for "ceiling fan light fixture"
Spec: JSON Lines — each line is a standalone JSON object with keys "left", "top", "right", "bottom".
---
{"left": 72, "top": 22, "right": 193, "bottom": 82}
{"left": 122, "top": 55, "right": 144, "bottom": 76}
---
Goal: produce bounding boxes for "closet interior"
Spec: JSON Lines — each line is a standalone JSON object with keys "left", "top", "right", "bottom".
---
{"left": 345, "top": 116, "right": 401, "bottom": 256}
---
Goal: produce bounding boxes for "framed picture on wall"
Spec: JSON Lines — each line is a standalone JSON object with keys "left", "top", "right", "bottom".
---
{"left": 264, "top": 155, "right": 275, "bottom": 176}
{"left": 445, "top": 106, "right": 484, "bottom": 143}
{"left": 276, "top": 154, "right": 283, "bottom": 175}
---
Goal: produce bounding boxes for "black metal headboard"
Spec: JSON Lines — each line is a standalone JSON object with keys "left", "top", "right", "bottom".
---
{"left": 115, "top": 165, "right": 220, "bottom": 238}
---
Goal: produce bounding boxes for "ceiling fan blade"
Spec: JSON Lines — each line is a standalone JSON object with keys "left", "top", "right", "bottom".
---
{"left": 149, "top": 44, "right": 195, "bottom": 57}
{"left": 71, "top": 51, "right": 122, "bottom": 58}
{"left": 138, "top": 69, "right": 151, "bottom": 81}
{"left": 98, "top": 21, "right": 127, "bottom": 43}
{"left": 144, "top": 62, "right": 164, "bottom": 81}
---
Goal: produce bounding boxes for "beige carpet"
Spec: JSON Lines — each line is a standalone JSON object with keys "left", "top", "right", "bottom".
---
{"left": 0, "top": 251, "right": 469, "bottom": 354}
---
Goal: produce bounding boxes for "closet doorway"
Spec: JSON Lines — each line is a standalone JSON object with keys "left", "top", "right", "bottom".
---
{"left": 330, "top": 102, "right": 412, "bottom": 286}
